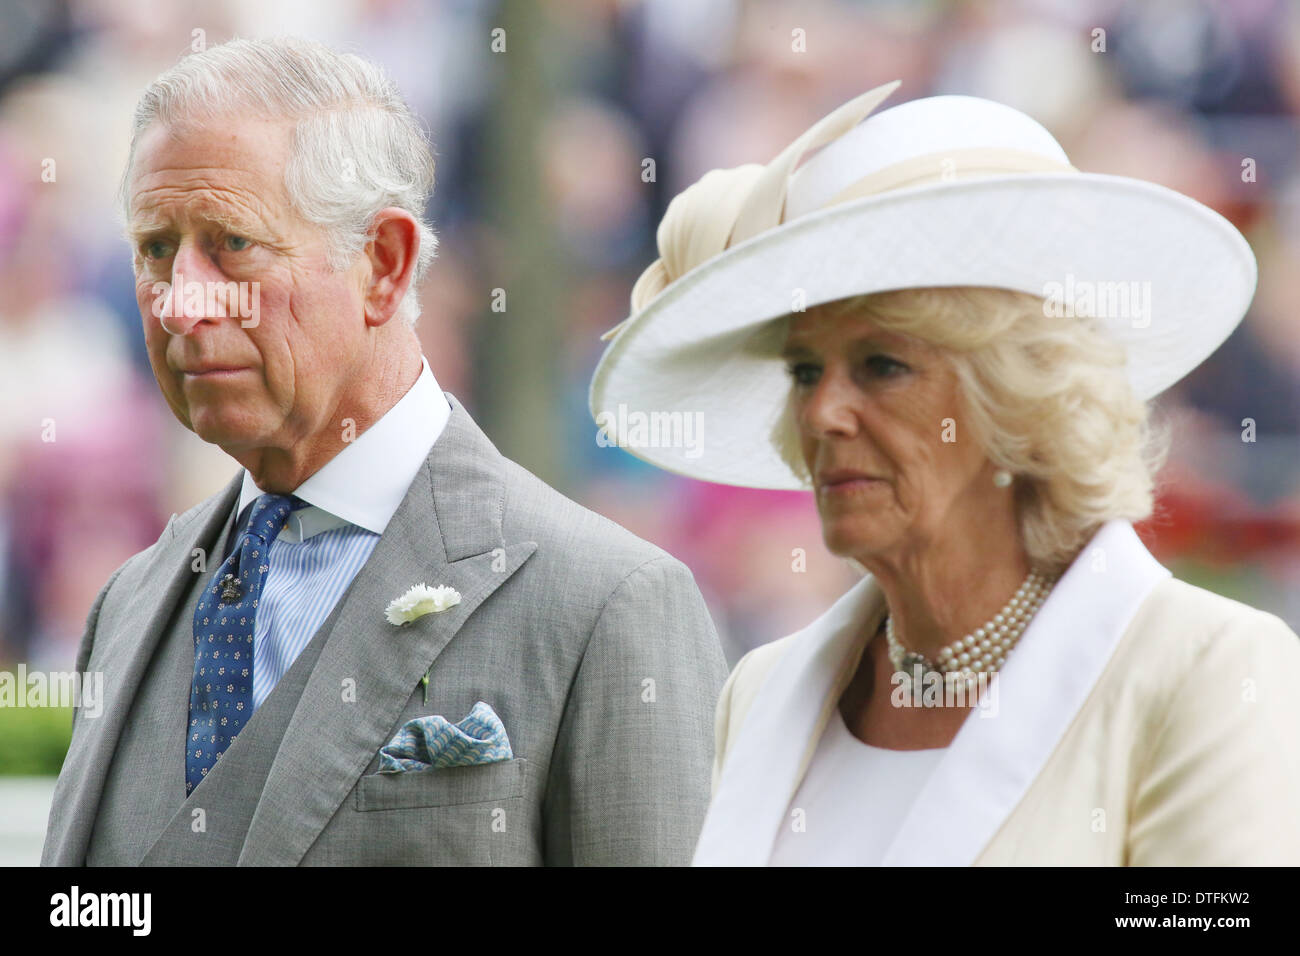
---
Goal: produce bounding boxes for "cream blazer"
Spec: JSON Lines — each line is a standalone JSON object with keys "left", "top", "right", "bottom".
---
{"left": 693, "top": 520, "right": 1300, "bottom": 865}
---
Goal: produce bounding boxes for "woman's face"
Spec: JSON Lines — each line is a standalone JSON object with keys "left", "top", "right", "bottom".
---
{"left": 783, "top": 303, "right": 1000, "bottom": 563}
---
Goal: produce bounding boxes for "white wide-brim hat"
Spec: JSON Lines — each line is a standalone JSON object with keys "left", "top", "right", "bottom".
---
{"left": 587, "top": 81, "right": 1257, "bottom": 490}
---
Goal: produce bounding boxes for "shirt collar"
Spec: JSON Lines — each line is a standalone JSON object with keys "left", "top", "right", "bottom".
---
{"left": 237, "top": 355, "right": 451, "bottom": 537}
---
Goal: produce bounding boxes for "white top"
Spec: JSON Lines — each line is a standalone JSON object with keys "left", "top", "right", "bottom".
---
{"left": 768, "top": 707, "right": 947, "bottom": 866}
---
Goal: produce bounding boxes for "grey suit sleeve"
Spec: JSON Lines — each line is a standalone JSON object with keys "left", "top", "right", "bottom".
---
{"left": 544, "top": 555, "right": 728, "bottom": 865}
{"left": 67, "top": 561, "right": 128, "bottom": 737}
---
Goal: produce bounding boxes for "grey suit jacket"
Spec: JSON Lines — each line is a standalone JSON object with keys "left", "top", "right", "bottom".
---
{"left": 41, "top": 393, "right": 727, "bottom": 865}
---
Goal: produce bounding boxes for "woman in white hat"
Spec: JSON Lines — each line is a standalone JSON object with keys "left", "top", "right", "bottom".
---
{"left": 589, "top": 82, "right": 1300, "bottom": 865}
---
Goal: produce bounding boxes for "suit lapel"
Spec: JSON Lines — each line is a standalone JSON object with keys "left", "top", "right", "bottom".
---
{"left": 240, "top": 395, "right": 537, "bottom": 865}
{"left": 694, "top": 519, "right": 1171, "bottom": 867}
{"left": 692, "top": 575, "right": 884, "bottom": 866}
{"left": 45, "top": 473, "right": 242, "bottom": 865}
{"left": 884, "top": 520, "right": 1169, "bottom": 865}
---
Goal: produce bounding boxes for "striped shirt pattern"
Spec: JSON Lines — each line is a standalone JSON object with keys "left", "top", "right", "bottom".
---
{"left": 249, "top": 523, "right": 381, "bottom": 711}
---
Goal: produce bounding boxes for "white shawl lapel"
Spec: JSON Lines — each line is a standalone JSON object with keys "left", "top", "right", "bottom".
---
{"left": 692, "top": 572, "right": 885, "bottom": 866}
{"left": 693, "top": 519, "right": 1170, "bottom": 866}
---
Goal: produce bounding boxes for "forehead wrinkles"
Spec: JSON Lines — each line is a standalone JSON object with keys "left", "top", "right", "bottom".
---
{"left": 130, "top": 179, "right": 278, "bottom": 237}
{"left": 129, "top": 120, "right": 292, "bottom": 229}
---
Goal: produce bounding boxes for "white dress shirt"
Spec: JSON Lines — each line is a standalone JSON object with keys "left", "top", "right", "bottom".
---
{"left": 232, "top": 355, "right": 451, "bottom": 710}
{"left": 768, "top": 707, "right": 947, "bottom": 866}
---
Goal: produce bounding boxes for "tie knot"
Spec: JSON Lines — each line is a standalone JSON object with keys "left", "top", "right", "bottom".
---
{"left": 245, "top": 493, "right": 306, "bottom": 542}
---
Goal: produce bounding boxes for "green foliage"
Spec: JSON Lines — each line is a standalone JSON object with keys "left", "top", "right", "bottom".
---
{"left": 0, "top": 705, "right": 72, "bottom": 776}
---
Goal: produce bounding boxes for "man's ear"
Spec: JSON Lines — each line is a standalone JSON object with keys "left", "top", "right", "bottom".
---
{"left": 363, "top": 208, "right": 420, "bottom": 327}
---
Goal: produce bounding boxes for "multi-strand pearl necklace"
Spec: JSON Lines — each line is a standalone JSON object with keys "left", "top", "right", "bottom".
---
{"left": 885, "top": 570, "right": 1055, "bottom": 690}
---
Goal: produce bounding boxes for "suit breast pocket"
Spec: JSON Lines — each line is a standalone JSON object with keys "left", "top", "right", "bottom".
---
{"left": 354, "top": 757, "right": 527, "bottom": 812}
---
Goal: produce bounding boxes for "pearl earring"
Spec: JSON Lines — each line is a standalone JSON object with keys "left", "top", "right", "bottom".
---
{"left": 993, "top": 468, "right": 1013, "bottom": 488}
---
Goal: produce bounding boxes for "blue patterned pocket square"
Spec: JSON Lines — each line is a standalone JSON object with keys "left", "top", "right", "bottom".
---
{"left": 378, "top": 701, "right": 514, "bottom": 773}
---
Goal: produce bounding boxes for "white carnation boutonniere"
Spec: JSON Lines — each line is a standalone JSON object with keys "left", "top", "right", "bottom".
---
{"left": 386, "top": 584, "right": 462, "bottom": 704}
{"left": 385, "top": 583, "right": 462, "bottom": 626}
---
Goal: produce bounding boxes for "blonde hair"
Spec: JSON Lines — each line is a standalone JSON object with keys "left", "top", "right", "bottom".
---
{"left": 773, "top": 286, "right": 1169, "bottom": 574}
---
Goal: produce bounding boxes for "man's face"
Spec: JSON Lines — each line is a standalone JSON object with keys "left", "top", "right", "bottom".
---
{"left": 128, "top": 116, "right": 369, "bottom": 455}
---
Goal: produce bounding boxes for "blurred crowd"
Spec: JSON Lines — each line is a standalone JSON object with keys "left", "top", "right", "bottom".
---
{"left": 3, "top": 0, "right": 1300, "bottom": 671}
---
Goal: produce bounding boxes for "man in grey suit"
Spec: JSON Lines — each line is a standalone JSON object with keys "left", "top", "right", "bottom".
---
{"left": 42, "top": 36, "right": 727, "bottom": 866}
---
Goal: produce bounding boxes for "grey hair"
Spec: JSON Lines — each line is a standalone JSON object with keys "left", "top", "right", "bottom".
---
{"left": 119, "top": 35, "right": 437, "bottom": 328}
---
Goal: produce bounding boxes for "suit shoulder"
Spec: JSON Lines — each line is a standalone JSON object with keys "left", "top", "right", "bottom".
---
{"left": 1133, "top": 574, "right": 1294, "bottom": 650}
{"left": 496, "top": 455, "right": 680, "bottom": 578}
{"left": 731, "top": 634, "right": 799, "bottom": 695}
{"left": 1129, "top": 576, "right": 1300, "bottom": 666}
{"left": 711, "top": 633, "right": 800, "bottom": 783}
{"left": 1119, "top": 577, "right": 1300, "bottom": 863}
{"left": 723, "top": 635, "right": 800, "bottom": 731}
{"left": 100, "top": 525, "right": 174, "bottom": 597}
{"left": 101, "top": 479, "right": 238, "bottom": 607}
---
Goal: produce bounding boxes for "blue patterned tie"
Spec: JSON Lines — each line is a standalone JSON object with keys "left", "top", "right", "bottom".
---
{"left": 186, "top": 493, "right": 305, "bottom": 795}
